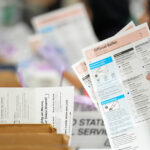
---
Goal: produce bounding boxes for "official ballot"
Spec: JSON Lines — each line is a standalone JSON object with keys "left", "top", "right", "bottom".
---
{"left": 0, "top": 87, "right": 74, "bottom": 137}
{"left": 72, "top": 22, "right": 135, "bottom": 110}
{"left": 82, "top": 23, "right": 150, "bottom": 150}
{"left": 0, "top": 133, "right": 69, "bottom": 145}
{"left": 32, "top": 3, "right": 97, "bottom": 65}
{"left": 0, "top": 124, "right": 56, "bottom": 133}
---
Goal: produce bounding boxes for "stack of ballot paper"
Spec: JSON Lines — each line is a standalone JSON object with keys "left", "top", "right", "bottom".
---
{"left": 0, "top": 87, "right": 74, "bottom": 140}
{"left": 73, "top": 21, "right": 150, "bottom": 150}
{"left": 0, "top": 124, "right": 72, "bottom": 150}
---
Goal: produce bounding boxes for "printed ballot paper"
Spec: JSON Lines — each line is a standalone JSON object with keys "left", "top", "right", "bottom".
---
{"left": 82, "top": 23, "right": 150, "bottom": 150}
{"left": 0, "top": 87, "right": 74, "bottom": 137}
{"left": 32, "top": 3, "right": 97, "bottom": 65}
{"left": 72, "top": 22, "right": 135, "bottom": 110}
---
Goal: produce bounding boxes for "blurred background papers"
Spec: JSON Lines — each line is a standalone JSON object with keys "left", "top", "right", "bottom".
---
{"left": 0, "top": 22, "right": 32, "bottom": 64}
{"left": 18, "top": 58, "right": 60, "bottom": 87}
{"left": 31, "top": 3, "right": 98, "bottom": 65}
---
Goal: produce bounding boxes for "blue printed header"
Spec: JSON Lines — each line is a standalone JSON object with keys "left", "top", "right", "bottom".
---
{"left": 89, "top": 56, "right": 113, "bottom": 70}
{"left": 101, "top": 94, "right": 125, "bottom": 105}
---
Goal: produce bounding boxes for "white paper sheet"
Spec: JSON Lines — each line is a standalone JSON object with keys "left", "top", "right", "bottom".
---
{"left": 83, "top": 23, "right": 150, "bottom": 150}
{"left": 72, "top": 22, "right": 135, "bottom": 111}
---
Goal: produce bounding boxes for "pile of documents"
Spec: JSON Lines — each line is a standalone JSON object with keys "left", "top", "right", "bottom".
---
{"left": 0, "top": 124, "right": 71, "bottom": 150}
{"left": 73, "top": 21, "right": 150, "bottom": 150}
{"left": 0, "top": 87, "right": 74, "bottom": 141}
